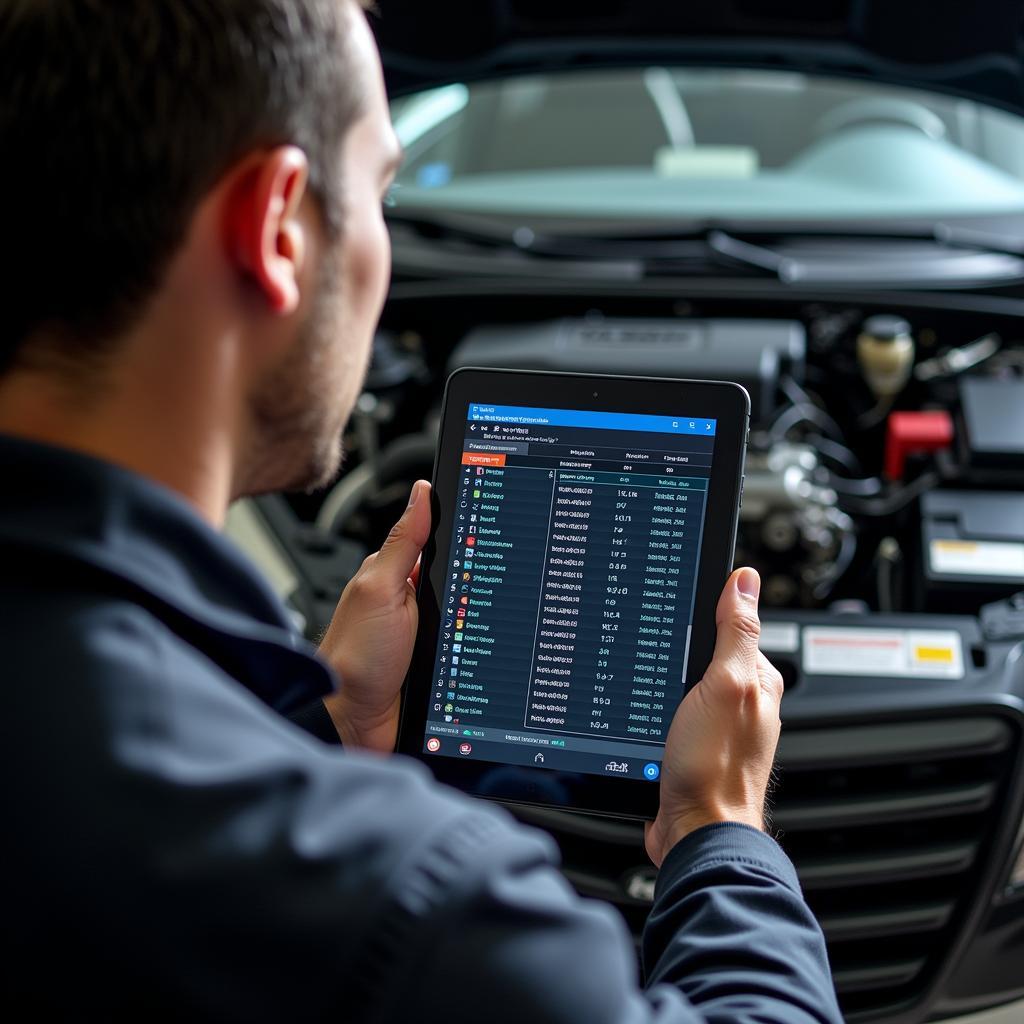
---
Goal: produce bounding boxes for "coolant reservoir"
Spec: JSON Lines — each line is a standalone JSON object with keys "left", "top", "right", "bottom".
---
{"left": 857, "top": 314, "right": 915, "bottom": 399}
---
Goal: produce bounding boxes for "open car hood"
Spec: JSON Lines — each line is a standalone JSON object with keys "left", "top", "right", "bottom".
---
{"left": 373, "top": 0, "right": 1024, "bottom": 115}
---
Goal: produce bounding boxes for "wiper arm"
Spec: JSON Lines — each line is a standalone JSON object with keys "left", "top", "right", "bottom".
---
{"left": 697, "top": 224, "right": 1024, "bottom": 285}
{"left": 386, "top": 209, "right": 646, "bottom": 280}
{"left": 932, "top": 222, "right": 1024, "bottom": 257}
{"left": 512, "top": 227, "right": 781, "bottom": 278}
{"left": 387, "top": 209, "right": 779, "bottom": 276}
{"left": 704, "top": 230, "right": 793, "bottom": 280}
{"left": 603, "top": 218, "right": 1024, "bottom": 258}
{"left": 661, "top": 222, "right": 1024, "bottom": 279}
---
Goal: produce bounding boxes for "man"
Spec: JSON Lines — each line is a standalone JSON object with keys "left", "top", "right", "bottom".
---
{"left": 0, "top": 2, "right": 842, "bottom": 1021}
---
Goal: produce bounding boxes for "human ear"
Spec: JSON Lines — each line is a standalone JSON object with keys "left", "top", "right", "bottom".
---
{"left": 225, "top": 146, "right": 310, "bottom": 315}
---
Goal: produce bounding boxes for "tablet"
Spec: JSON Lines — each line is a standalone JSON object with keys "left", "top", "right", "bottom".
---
{"left": 397, "top": 368, "right": 749, "bottom": 819}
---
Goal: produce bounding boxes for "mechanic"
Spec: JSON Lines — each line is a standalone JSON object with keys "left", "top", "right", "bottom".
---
{"left": 0, "top": 2, "right": 841, "bottom": 1021}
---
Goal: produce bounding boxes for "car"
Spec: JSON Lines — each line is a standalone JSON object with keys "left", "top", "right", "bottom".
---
{"left": 225, "top": 3, "right": 1024, "bottom": 1021}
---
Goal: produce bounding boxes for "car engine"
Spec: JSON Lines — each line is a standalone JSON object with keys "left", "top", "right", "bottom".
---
{"left": 250, "top": 298, "right": 1024, "bottom": 628}
{"left": 227, "top": 288, "right": 1024, "bottom": 1023}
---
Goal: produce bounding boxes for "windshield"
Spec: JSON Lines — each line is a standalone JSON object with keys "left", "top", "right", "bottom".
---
{"left": 389, "top": 69, "right": 1024, "bottom": 222}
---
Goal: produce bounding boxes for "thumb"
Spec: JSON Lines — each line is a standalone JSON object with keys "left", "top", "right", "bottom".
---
{"left": 709, "top": 567, "right": 762, "bottom": 678}
{"left": 375, "top": 480, "right": 432, "bottom": 585}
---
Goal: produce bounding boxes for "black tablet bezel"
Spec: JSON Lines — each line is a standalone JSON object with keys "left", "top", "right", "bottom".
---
{"left": 396, "top": 368, "right": 749, "bottom": 820}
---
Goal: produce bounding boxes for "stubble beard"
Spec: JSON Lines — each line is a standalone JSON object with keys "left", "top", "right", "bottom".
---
{"left": 241, "top": 247, "right": 361, "bottom": 497}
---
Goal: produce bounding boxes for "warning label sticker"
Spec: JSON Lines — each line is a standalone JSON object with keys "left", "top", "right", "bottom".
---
{"left": 802, "top": 626, "right": 964, "bottom": 680}
{"left": 759, "top": 622, "right": 800, "bottom": 654}
{"left": 929, "top": 539, "right": 1024, "bottom": 580}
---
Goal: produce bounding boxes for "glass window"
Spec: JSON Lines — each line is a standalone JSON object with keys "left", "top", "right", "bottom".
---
{"left": 389, "top": 69, "right": 1024, "bottom": 221}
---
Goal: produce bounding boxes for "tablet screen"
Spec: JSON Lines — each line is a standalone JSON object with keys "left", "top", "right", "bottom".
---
{"left": 422, "top": 401, "right": 717, "bottom": 783}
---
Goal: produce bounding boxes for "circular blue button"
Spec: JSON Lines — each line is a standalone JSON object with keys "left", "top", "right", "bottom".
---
{"left": 643, "top": 762, "right": 660, "bottom": 781}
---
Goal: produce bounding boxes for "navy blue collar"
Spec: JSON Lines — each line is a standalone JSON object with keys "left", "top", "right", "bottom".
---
{"left": 0, "top": 433, "right": 333, "bottom": 712}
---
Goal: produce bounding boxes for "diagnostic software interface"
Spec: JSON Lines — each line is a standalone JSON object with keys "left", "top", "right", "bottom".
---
{"left": 423, "top": 403, "right": 717, "bottom": 783}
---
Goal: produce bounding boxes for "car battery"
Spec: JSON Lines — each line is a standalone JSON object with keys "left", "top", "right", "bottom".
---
{"left": 959, "top": 376, "right": 1024, "bottom": 472}
{"left": 920, "top": 489, "right": 1024, "bottom": 612}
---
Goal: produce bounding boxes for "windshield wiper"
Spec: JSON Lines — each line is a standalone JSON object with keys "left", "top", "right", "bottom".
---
{"left": 386, "top": 209, "right": 778, "bottom": 277}
{"left": 932, "top": 222, "right": 1024, "bottom": 257}
{"left": 386, "top": 209, "right": 650, "bottom": 280}
{"left": 686, "top": 225, "right": 1024, "bottom": 285}
{"left": 387, "top": 208, "right": 1024, "bottom": 285}
{"left": 703, "top": 230, "right": 793, "bottom": 278}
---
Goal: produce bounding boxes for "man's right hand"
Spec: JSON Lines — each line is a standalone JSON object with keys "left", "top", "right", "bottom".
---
{"left": 645, "top": 567, "right": 784, "bottom": 867}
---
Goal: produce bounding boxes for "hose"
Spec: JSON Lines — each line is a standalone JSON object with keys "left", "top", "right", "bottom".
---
{"left": 315, "top": 433, "right": 436, "bottom": 535}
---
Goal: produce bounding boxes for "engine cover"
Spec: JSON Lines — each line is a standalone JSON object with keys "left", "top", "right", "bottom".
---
{"left": 447, "top": 317, "right": 806, "bottom": 422}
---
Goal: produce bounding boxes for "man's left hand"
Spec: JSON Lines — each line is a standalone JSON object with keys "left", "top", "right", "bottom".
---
{"left": 317, "top": 480, "right": 431, "bottom": 753}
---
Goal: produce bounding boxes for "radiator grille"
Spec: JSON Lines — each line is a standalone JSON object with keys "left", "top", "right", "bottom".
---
{"left": 512, "top": 715, "right": 1019, "bottom": 1020}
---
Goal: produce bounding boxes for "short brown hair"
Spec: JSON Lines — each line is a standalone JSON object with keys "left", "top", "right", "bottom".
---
{"left": 0, "top": 0, "right": 374, "bottom": 372}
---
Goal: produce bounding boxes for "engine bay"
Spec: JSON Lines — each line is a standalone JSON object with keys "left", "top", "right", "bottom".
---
{"left": 262, "top": 287, "right": 1024, "bottom": 639}
{"left": 225, "top": 285, "right": 1024, "bottom": 1020}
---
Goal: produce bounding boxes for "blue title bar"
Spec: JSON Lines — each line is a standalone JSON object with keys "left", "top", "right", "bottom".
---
{"left": 469, "top": 404, "right": 716, "bottom": 436}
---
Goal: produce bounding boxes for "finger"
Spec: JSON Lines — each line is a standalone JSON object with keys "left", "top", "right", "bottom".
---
{"left": 409, "top": 555, "right": 422, "bottom": 589}
{"left": 375, "top": 481, "right": 432, "bottom": 586}
{"left": 710, "top": 567, "right": 762, "bottom": 676}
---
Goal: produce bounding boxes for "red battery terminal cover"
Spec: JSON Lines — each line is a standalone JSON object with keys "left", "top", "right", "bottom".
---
{"left": 884, "top": 410, "right": 954, "bottom": 481}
